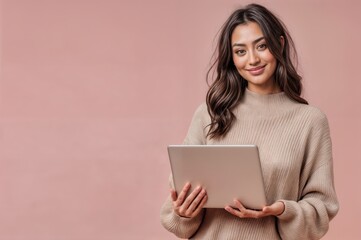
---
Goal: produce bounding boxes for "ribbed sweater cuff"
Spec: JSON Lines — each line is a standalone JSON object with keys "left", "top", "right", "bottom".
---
{"left": 276, "top": 200, "right": 297, "bottom": 221}
{"left": 162, "top": 208, "right": 203, "bottom": 238}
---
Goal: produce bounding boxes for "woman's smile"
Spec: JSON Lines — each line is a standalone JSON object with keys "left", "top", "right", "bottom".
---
{"left": 246, "top": 65, "right": 267, "bottom": 76}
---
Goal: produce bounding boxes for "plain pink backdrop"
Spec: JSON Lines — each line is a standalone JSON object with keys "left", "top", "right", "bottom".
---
{"left": 0, "top": 0, "right": 360, "bottom": 239}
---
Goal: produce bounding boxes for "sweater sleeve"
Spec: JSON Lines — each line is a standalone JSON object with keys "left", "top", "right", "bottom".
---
{"left": 160, "top": 175, "right": 205, "bottom": 239}
{"left": 160, "top": 104, "right": 208, "bottom": 238}
{"left": 277, "top": 112, "right": 339, "bottom": 240}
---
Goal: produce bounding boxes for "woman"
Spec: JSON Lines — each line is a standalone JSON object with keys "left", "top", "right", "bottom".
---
{"left": 160, "top": 3, "right": 339, "bottom": 239}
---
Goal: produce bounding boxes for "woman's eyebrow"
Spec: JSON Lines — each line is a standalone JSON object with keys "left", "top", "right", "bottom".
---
{"left": 232, "top": 36, "right": 265, "bottom": 48}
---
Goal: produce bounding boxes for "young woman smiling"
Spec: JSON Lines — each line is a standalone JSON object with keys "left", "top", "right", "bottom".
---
{"left": 161, "top": 4, "right": 339, "bottom": 239}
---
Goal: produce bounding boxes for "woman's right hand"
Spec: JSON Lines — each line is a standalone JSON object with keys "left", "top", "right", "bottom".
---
{"left": 170, "top": 182, "right": 208, "bottom": 218}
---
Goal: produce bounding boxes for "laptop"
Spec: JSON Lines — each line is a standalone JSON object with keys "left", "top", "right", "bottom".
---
{"left": 167, "top": 145, "right": 267, "bottom": 209}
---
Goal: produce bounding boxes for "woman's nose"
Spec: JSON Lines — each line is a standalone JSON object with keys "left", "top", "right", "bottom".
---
{"left": 249, "top": 51, "right": 260, "bottom": 65}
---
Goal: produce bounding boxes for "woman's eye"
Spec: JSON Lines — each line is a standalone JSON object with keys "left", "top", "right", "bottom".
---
{"left": 235, "top": 49, "right": 246, "bottom": 56}
{"left": 257, "top": 44, "right": 267, "bottom": 50}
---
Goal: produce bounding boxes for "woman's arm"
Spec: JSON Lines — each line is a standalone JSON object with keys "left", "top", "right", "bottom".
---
{"left": 160, "top": 178, "right": 207, "bottom": 239}
{"left": 160, "top": 103, "right": 209, "bottom": 238}
{"left": 225, "top": 112, "right": 339, "bottom": 240}
{"left": 276, "top": 113, "right": 339, "bottom": 240}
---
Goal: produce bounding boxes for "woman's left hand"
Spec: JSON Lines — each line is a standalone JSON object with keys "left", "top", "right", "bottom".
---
{"left": 225, "top": 199, "right": 285, "bottom": 218}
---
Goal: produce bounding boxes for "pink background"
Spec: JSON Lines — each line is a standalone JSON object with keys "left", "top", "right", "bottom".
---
{"left": 0, "top": 0, "right": 360, "bottom": 239}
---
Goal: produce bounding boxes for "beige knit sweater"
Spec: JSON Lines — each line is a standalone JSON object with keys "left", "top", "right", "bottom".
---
{"left": 160, "top": 88, "right": 339, "bottom": 239}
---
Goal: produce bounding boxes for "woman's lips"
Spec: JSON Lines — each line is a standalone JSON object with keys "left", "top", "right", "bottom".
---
{"left": 247, "top": 65, "right": 266, "bottom": 76}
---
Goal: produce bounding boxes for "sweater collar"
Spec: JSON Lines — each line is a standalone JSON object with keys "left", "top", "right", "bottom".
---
{"left": 236, "top": 88, "right": 294, "bottom": 115}
{"left": 244, "top": 87, "right": 287, "bottom": 103}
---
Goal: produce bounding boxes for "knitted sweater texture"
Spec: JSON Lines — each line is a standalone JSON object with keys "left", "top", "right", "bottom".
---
{"left": 160, "top": 88, "right": 339, "bottom": 239}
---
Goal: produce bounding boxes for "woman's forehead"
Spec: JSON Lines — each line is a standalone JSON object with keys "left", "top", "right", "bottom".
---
{"left": 231, "top": 22, "right": 264, "bottom": 45}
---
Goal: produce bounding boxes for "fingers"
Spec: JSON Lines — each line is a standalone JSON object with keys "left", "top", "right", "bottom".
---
{"left": 262, "top": 206, "right": 270, "bottom": 213}
{"left": 225, "top": 200, "right": 285, "bottom": 219}
{"left": 170, "top": 189, "right": 177, "bottom": 202}
{"left": 178, "top": 188, "right": 207, "bottom": 217}
{"left": 174, "top": 182, "right": 191, "bottom": 207}
{"left": 225, "top": 199, "right": 266, "bottom": 219}
{"left": 177, "top": 186, "right": 205, "bottom": 217}
{"left": 187, "top": 188, "right": 207, "bottom": 213}
{"left": 182, "top": 186, "right": 203, "bottom": 210}
{"left": 171, "top": 183, "right": 208, "bottom": 218}
{"left": 192, "top": 193, "right": 208, "bottom": 217}
{"left": 225, "top": 205, "right": 240, "bottom": 216}
{"left": 233, "top": 199, "right": 246, "bottom": 211}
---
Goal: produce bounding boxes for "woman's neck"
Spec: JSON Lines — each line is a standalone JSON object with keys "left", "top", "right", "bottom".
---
{"left": 247, "top": 83, "right": 281, "bottom": 95}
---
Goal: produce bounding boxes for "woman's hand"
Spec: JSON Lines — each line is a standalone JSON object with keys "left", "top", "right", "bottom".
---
{"left": 225, "top": 199, "right": 285, "bottom": 218}
{"left": 170, "top": 182, "right": 208, "bottom": 218}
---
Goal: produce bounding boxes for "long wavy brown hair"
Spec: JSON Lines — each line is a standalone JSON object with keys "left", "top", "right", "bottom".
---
{"left": 206, "top": 3, "right": 308, "bottom": 139}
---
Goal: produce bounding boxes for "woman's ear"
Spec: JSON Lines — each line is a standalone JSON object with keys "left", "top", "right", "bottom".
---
{"left": 280, "top": 36, "right": 285, "bottom": 52}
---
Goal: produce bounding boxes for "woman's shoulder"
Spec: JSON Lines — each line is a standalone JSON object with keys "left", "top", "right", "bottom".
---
{"left": 190, "top": 102, "right": 212, "bottom": 127}
{"left": 192, "top": 102, "right": 209, "bottom": 118}
{"left": 294, "top": 103, "right": 329, "bottom": 128}
{"left": 184, "top": 103, "right": 210, "bottom": 145}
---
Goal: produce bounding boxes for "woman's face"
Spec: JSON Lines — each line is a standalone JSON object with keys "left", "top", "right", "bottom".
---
{"left": 231, "top": 22, "right": 279, "bottom": 94}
